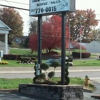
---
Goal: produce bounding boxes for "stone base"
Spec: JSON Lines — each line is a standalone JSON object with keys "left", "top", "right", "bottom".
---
{"left": 19, "top": 84, "right": 83, "bottom": 100}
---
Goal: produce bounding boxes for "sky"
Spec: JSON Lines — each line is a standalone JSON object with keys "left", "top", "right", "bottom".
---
{"left": 0, "top": 0, "right": 100, "bottom": 36}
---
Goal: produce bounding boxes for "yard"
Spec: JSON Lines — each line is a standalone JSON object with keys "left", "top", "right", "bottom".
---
{"left": 0, "top": 48, "right": 100, "bottom": 67}
{"left": 0, "top": 48, "right": 97, "bottom": 90}
{"left": 0, "top": 77, "right": 93, "bottom": 90}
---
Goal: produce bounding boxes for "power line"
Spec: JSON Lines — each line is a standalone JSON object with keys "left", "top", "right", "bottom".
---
{"left": 0, "top": 2, "right": 37, "bottom": 21}
{"left": 0, "top": 0, "right": 29, "bottom": 5}
{"left": 0, "top": 4, "right": 29, "bottom": 11}
{"left": 1, "top": 3, "right": 100, "bottom": 16}
{"left": 1, "top": 0, "right": 36, "bottom": 35}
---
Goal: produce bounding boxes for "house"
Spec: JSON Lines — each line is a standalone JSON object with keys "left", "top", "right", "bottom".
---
{"left": 0, "top": 20, "right": 11, "bottom": 54}
{"left": 86, "top": 41, "right": 100, "bottom": 53}
{"left": 66, "top": 41, "right": 86, "bottom": 50}
{"left": 12, "top": 36, "right": 28, "bottom": 45}
{"left": 0, "top": 41, "right": 10, "bottom": 54}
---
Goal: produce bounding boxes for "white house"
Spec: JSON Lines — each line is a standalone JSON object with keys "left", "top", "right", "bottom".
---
{"left": 0, "top": 20, "right": 11, "bottom": 54}
{"left": 86, "top": 41, "right": 100, "bottom": 53}
{"left": 0, "top": 41, "right": 10, "bottom": 54}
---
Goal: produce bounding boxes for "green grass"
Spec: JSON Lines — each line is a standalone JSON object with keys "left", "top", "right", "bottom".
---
{"left": 2, "top": 59, "right": 100, "bottom": 67}
{"left": 10, "top": 48, "right": 31, "bottom": 55}
{"left": 0, "top": 78, "right": 32, "bottom": 89}
{"left": 10, "top": 48, "right": 38, "bottom": 55}
{"left": 52, "top": 77, "right": 84, "bottom": 85}
{"left": 0, "top": 77, "right": 84, "bottom": 89}
{"left": 73, "top": 59, "right": 100, "bottom": 66}
{"left": 1, "top": 48, "right": 99, "bottom": 67}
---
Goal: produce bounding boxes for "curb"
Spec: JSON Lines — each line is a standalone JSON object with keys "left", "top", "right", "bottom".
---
{"left": 91, "top": 95, "right": 100, "bottom": 99}
{"left": 0, "top": 69, "right": 100, "bottom": 73}
{"left": 0, "top": 89, "right": 18, "bottom": 93}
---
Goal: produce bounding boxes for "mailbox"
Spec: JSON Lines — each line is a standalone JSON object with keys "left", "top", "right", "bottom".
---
{"left": 0, "top": 51, "right": 3, "bottom": 57}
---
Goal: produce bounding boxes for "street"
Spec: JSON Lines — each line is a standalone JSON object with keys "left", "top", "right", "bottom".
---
{"left": 0, "top": 71, "right": 100, "bottom": 83}
{"left": 0, "top": 91, "right": 94, "bottom": 100}
{"left": 0, "top": 91, "right": 44, "bottom": 100}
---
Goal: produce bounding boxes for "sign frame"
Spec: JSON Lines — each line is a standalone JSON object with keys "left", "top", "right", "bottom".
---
{"left": 29, "top": 0, "right": 75, "bottom": 16}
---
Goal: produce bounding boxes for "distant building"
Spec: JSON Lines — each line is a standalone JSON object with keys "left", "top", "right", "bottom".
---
{"left": 66, "top": 41, "right": 86, "bottom": 50}
{"left": 0, "top": 20, "right": 11, "bottom": 54}
{"left": 86, "top": 41, "right": 100, "bottom": 53}
{"left": 12, "top": 36, "right": 28, "bottom": 45}
{"left": 0, "top": 41, "right": 10, "bottom": 54}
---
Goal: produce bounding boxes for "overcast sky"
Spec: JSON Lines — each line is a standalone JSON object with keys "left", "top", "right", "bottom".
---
{"left": 0, "top": 0, "right": 100, "bottom": 36}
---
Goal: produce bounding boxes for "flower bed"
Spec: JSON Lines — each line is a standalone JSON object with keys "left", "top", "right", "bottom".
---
{"left": 0, "top": 61, "right": 9, "bottom": 64}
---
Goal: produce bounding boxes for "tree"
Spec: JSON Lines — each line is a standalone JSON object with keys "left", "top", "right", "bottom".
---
{"left": 42, "top": 15, "right": 62, "bottom": 52}
{"left": 24, "top": 36, "right": 30, "bottom": 48}
{"left": 29, "top": 33, "right": 38, "bottom": 52}
{"left": 0, "top": 7, "right": 23, "bottom": 44}
{"left": 29, "top": 15, "right": 69, "bottom": 52}
{"left": 96, "top": 29, "right": 100, "bottom": 41}
{"left": 67, "top": 9, "right": 98, "bottom": 42}
{"left": 29, "top": 20, "right": 38, "bottom": 35}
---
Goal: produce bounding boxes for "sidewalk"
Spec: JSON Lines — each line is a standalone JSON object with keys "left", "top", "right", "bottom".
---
{"left": 83, "top": 81, "right": 100, "bottom": 100}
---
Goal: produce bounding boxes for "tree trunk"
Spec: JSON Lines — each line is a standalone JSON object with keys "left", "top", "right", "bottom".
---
{"left": 48, "top": 49, "right": 51, "bottom": 53}
{"left": 30, "top": 50, "right": 33, "bottom": 54}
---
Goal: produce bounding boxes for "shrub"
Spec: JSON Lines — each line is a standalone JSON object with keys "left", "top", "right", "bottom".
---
{"left": 43, "top": 51, "right": 59, "bottom": 55}
{"left": 51, "top": 61, "right": 60, "bottom": 72}
{"left": 18, "top": 57, "right": 36, "bottom": 64}
{"left": 65, "top": 65, "right": 70, "bottom": 85}
{"left": 48, "top": 71, "right": 55, "bottom": 79}
{"left": 40, "top": 63, "right": 50, "bottom": 79}
{"left": 3, "top": 54, "right": 21, "bottom": 60}
{"left": 72, "top": 52, "right": 91, "bottom": 58}
{"left": 82, "top": 52, "right": 91, "bottom": 58}
{"left": 40, "top": 63, "right": 50, "bottom": 71}
{"left": 39, "top": 73, "right": 46, "bottom": 80}
{"left": 31, "top": 57, "right": 36, "bottom": 60}
{"left": 19, "top": 57, "right": 31, "bottom": 63}
{"left": 51, "top": 61, "right": 60, "bottom": 67}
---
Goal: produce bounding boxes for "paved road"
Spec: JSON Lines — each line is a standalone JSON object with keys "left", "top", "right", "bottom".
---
{"left": 0, "top": 89, "right": 99, "bottom": 100}
{"left": 0, "top": 71, "right": 100, "bottom": 83}
{"left": 0, "top": 91, "right": 45, "bottom": 100}
{"left": 0, "top": 92, "right": 93, "bottom": 100}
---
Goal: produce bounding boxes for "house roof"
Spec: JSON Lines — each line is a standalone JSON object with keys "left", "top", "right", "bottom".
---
{"left": 0, "top": 20, "right": 11, "bottom": 31}
{"left": 13, "top": 36, "right": 28, "bottom": 40}
{"left": 66, "top": 42, "right": 74, "bottom": 49}
{"left": 91, "top": 40, "right": 100, "bottom": 43}
{"left": 70, "top": 41, "right": 86, "bottom": 50}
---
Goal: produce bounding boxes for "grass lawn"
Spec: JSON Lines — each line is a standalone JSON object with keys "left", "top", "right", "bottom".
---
{"left": 73, "top": 59, "right": 100, "bottom": 66}
{"left": 0, "top": 77, "right": 95, "bottom": 91}
{"left": 0, "top": 77, "right": 84, "bottom": 89}
{"left": 10, "top": 48, "right": 37, "bottom": 55}
{"left": 0, "top": 48, "right": 99, "bottom": 67}
{"left": 1, "top": 59, "right": 100, "bottom": 67}
{"left": 0, "top": 78, "right": 32, "bottom": 89}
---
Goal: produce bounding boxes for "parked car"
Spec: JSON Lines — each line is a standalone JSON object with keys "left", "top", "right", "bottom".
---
{"left": 45, "top": 56, "right": 73, "bottom": 66}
